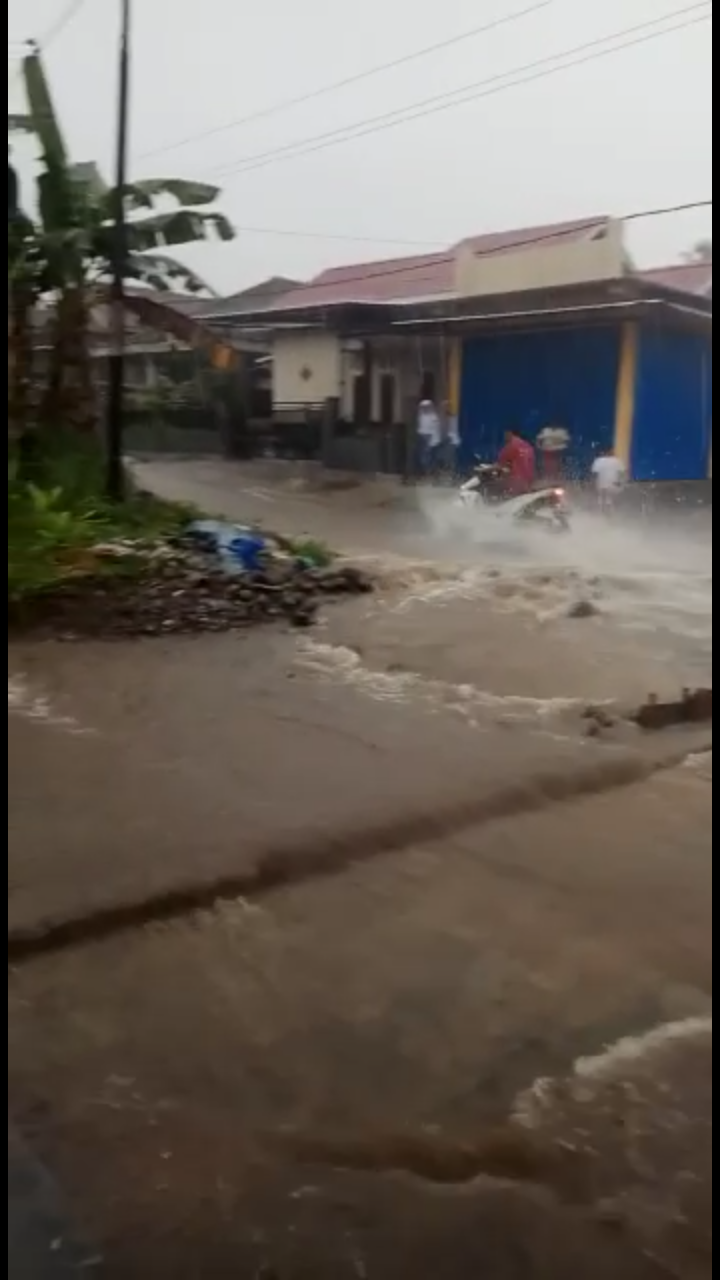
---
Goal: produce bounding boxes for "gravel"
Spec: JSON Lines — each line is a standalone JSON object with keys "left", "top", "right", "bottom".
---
{"left": 8, "top": 539, "right": 374, "bottom": 639}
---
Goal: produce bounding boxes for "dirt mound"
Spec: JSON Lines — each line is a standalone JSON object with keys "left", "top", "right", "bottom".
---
{"left": 8, "top": 553, "right": 373, "bottom": 638}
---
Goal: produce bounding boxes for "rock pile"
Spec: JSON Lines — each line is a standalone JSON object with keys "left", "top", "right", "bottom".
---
{"left": 9, "top": 542, "right": 374, "bottom": 639}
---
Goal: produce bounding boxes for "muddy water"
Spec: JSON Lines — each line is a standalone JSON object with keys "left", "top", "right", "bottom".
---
{"left": 132, "top": 458, "right": 712, "bottom": 716}
{"left": 8, "top": 462, "right": 712, "bottom": 1280}
{"left": 304, "top": 505, "right": 711, "bottom": 721}
{"left": 9, "top": 471, "right": 712, "bottom": 758}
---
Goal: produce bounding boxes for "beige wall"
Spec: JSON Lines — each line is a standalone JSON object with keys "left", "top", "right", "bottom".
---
{"left": 273, "top": 331, "right": 341, "bottom": 406}
{"left": 455, "top": 219, "right": 625, "bottom": 298}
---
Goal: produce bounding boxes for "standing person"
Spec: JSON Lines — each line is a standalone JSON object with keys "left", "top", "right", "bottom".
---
{"left": 440, "top": 400, "right": 460, "bottom": 479}
{"left": 536, "top": 422, "right": 570, "bottom": 482}
{"left": 591, "top": 447, "right": 626, "bottom": 511}
{"left": 416, "top": 397, "right": 441, "bottom": 479}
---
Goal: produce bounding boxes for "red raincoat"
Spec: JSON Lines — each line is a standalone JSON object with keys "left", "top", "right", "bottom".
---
{"left": 497, "top": 437, "right": 536, "bottom": 495}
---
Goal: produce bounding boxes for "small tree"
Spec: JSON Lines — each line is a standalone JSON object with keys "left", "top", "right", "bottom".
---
{"left": 9, "top": 48, "right": 235, "bottom": 431}
{"left": 683, "top": 239, "right": 712, "bottom": 264}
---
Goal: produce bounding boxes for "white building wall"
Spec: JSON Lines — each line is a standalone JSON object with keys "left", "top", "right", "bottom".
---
{"left": 272, "top": 331, "right": 341, "bottom": 406}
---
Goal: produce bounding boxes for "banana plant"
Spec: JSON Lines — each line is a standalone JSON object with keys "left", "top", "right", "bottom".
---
{"left": 9, "top": 47, "right": 235, "bottom": 433}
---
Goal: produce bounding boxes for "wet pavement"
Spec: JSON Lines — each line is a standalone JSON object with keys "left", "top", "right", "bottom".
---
{"left": 8, "top": 1124, "right": 99, "bottom": 1278}
{"left": 8, "top": 459, "right": 712, "bottom": 1278}
{"left": 8, "top": 755, "right": 712, "bottom": 1277}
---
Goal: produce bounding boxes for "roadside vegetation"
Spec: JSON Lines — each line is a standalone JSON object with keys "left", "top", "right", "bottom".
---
{"left": 7, "top": 47, "right": 340, "bottom": 634}
{"left": 8, "top": 430, "right": 196, "bottom": 604}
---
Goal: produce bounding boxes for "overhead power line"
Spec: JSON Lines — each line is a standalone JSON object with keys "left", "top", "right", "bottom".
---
{"left": 208, "top": 3, "right": 710, "bottom": 182}
{"left": 135, "top": 0, "right": 556, "bottom": 162}
{"left": 8, "top": 0, "right": 89, "bottom": 85}
{"left": 230, "top": 224, "right": 441, "bottom": 249}
{"left": 199, "top": 200, "right": 713, "bottom": 309}
{"left": 178, "top": 199, "right": 712, "bottom": 256}
{"left": 37, "top": 0, "right": 89, "bottom": 51}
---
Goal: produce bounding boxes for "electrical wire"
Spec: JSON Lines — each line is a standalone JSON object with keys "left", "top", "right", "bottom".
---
{"left": 229, "top": 224, "right": 441, "bottom": 249}
{"left": 134, "top": 0, "right": 556, "bottom": 162}
{"left": 38, "top": 0, "right": 89, "bottom": 51}
{"left": 8, "top": 0, "right": 89, "bottom": 87}
{"left": 208, "top": 3, "right": 710, "bottom": 181}
{"left": 199, "top": 199, "right": 712, "bottom": 310}
{"left": 173, "top": 198, "right": 712, "bottom": 258}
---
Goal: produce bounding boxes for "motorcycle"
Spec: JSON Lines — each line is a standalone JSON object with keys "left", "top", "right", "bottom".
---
{"left": 455, "top": 462, "right": 571, "bottom": 532}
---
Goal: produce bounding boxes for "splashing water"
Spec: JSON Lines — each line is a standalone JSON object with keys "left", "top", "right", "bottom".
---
{"left": 406, "top": 488, "right": 712, "bottom": 649}
{"left": 8, "top": 674, "right": 96, "bottom": 736}
{"left": 512, "top": 1015, "right": 712, "bottom": 1131}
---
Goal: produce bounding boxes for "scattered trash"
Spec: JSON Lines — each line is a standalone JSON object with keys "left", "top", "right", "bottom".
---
{"left": 582, "top": 704, "right": 616, "bottom": 736}
{"left": 567, "top": 599, "right": 600, "bottom": 619}
{"left": 186, "top": 519, "right": 269, "bottom": 574}
{"left": 633, "top": 688, "right": 712, "bottom": 730}
{"left": 10, "top": 535, "right": 374, "bottom": 639}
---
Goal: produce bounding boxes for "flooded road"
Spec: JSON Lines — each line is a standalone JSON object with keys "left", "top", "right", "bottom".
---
{"left": 8, "top": 459, "right": 712, "bottom": 1278}
{"left": 133, "top": 456, "right": 712, "bottom": 707}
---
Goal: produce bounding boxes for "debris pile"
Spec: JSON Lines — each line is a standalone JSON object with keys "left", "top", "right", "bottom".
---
{"left": 633, "top": 688, "right": 712, "bottom": 730}
{"left": 9, "top": 524, "right": 373, "bottom": 640}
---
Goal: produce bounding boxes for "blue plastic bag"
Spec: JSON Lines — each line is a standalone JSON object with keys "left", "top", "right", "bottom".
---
{"left": 187, "top": 519, "right": 267, "bottom": 574}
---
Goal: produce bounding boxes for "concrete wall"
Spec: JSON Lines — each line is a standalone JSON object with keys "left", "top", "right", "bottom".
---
{"left": 454, "top": 220, "right": 625, "bottom": 298}
{"left": 273, "top": 331, "right": 341, "bottom": 406}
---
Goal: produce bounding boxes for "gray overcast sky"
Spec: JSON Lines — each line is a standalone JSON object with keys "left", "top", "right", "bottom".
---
{"left": 8, "top": 0, "right": 712, "bottom": 293}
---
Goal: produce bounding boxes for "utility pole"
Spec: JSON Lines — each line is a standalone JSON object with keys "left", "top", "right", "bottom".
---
{"left": 105, "top": 0, "right": 131, "bottom": 500}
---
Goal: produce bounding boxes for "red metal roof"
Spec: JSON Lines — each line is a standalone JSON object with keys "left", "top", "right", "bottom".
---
{"left": 639, "top": 260, "right": 712, "bottom": 297}
{"left": 276, "top": 216, "right": 611, "bottom": 310}
{"left": 279, "top": 250, "right": 454, "bottom": 308}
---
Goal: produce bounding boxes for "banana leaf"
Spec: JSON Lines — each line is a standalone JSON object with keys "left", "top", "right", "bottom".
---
{"left": 123, "top": 251, "right": 215, "bottom": 295}
{"left": 126, "top": 209, "right": 235, "bottom": 251}
{"left": 116, "top": 178, "right": 221, "bottom": 210}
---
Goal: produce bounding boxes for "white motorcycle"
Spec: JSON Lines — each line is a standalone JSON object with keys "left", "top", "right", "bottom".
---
{"left": 455, "top": 462, "right": 571, "bottom": 533}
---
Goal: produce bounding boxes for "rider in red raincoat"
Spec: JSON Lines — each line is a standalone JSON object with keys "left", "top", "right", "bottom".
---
{"left": 497, "top": 429, "right": 536, "bottom": 496}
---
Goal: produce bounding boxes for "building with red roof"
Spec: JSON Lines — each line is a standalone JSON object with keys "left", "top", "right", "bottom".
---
{"left": 205, "top": 216, "right": 711, "bottom": 483}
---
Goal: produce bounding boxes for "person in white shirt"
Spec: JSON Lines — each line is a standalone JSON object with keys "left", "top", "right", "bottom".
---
{"left": 416, "top": 398, "right": 441, "bottom": 477}
{"left": 536, "top": 423, "right": 570, "bottom": 481}
{"left": 439, "top": 401, "right": 460, "bottom": 478}
{"left": 591, "top": 448, "right": 626, "bottom": 510}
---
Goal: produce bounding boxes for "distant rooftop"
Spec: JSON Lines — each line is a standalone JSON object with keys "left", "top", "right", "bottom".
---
{"left": 253, "top": 217, "right": 613, "bottom": 310}
{"left": 203, "top": 221, "right": 711, "bottom": 320}
{"left": 638, "top": 260, "right": 712, "bottom": 298}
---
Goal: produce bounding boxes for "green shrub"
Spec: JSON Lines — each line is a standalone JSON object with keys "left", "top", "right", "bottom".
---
{"left": 8, "top": 431, "right": 194, "bottom": 601}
